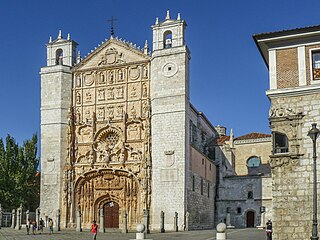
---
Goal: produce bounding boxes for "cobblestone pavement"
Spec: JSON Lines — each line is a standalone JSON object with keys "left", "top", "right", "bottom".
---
{"left": 0, "top": 227, "right": 266, "bottom": 240}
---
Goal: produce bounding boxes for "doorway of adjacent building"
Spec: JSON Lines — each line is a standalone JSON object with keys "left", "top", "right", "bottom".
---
{"left": 104, "top": 201, "right": 119, "bottom": 228}
{"left": 246, "top": 211, "right": 255, "bottom": 228}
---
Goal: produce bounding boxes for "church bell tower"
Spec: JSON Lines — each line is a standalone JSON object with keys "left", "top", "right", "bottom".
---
{"left": 39, "top": 30, "right": 77, "bottom": 223}
{"left": 150, "top": 11, "right": 190, "bottom": 231}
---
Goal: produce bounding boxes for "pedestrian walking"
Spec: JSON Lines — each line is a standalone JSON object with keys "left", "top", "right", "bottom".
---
{"left": 31, "top": 220, "right": 37, "bottom": 235}
{"left": 48, "top": 218, "right": 53, "bottom": 235}
{"left": 39, "top": 218, "right": 44, "bottom": 234}
{"left": 266, "top": 218, "right": 272, "bottom": 240}
{"left": 91, "top": 220, "right": 98, "bottom": 240}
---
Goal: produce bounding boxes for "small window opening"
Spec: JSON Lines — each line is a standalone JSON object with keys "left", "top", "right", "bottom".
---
{"left": 312, "top": 50, "right": 320, "bottom": 80}
{"left": 207, "top": 182, "right": 210, "bottom": 198}
{"left": 192, "top": 175, "right": 195, "bottom": 191}
{"left": 210, "top": 163, "right": 212, "bottom": 171}
{"left": 273, "top": 132, "right": 289, "bottom": 154}
{"left": 56, "top": 49, "right": 63, "bottom": 65}
{"left": 200, "top": 179, "right": 203, "bottom": 195}
{"left": 168, "top": 67, "right": 172, "bottom": 71}
{"left": 226, "top": 207, "right": 230, "bottom": 213}
{"left": 202, "top": 159, "right": 204, "bottom": 165}
{"left": 248, "top": 191, "right": 253, "bottom": 199}
{"left": 247, "top": 157, "right": 261, "bottom": 168}
{"left": 237, "top": 207, "right": 242, "bottom": 214}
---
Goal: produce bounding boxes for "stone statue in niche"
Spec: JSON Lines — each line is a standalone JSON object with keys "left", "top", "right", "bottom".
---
{"left": 98, "top": 89, "right": 105, "bottom": 101}
{"left": 107, "top": 88, "right": 114, "bottom": 100}
{"left": 142, "top": 83, "right": 147, "bottom": 97}
{"left": 76, "top": 76, "right": 81, "bottom": 87}
{"left": 116, "top": 105, "right": 123, "bottom": 118}
{"left": 130, "top": 86, "right": 137, "bottom": 97}
{"left": 76, "top": 92, "right": 81, "bottom": 104}
{"left": 85, "top": 109, "right": 91, "bottom": 122}
{"left": 118, "top": 69, "right": 124, "bottom": 81}
{"left": 119, "top": 144, "right": 127, "bottom": 164}
{"left": 107, "top": 106, "right": 114, "bottom": 119}
{"left": 85, "top": 92, "right": 92, "bottom": 102}
{"left": 142, "top": 100, "right": 150, "bottom": 118}
{"left": 143, "top": 66, "right": 148, "bottom": 79}
{"left": 98, "top": 73, "right": 105, "bottom": 84}
{"left": 116, "top": 86, "right": 124, "bottom": 99}
{"left": 108, "top": 71, "right": 114, "bottom": 84}
{"left": 76, "top": 110, "right": 81, "bottom": 123}
{"left": 98, "top": 107, "right": 105, "bottom": 120}
{"left": 127, "top": 123, "right": 140, "bottom": 140}
{"left": 130, "top": 105, "right": 137, "bottom": 119}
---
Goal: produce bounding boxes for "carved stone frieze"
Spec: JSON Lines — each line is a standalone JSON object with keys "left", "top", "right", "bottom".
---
{"left": 269, "top": 106, "right": 303, "bottom": 118}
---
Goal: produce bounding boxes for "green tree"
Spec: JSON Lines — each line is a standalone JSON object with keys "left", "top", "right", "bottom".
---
{"left": 0, "top": 134, "right": 39, "bottom": 211}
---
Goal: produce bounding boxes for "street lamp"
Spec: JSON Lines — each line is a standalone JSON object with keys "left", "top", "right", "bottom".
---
{"left": 308, "top": 123, "right": 320, "bottom": 240}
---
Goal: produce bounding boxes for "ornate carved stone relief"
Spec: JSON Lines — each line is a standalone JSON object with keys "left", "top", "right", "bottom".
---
{"left": 98, "top": 48, "right": 125, "bottom": 66}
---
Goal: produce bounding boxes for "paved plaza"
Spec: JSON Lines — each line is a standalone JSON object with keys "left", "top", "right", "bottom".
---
{"left": 0, "top": 227, "right": 265, "bottom": 240}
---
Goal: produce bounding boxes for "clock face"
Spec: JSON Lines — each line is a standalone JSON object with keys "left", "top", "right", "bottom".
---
{"left": 162, "top": 62, "right": 178, "bottom": 77}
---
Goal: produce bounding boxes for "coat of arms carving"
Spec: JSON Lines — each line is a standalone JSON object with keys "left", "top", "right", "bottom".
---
{"left": 98, "top": 48, "right": 125, "bottom": 66}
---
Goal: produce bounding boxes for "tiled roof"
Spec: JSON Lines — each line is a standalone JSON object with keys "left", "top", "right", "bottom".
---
{"left": 234, "top": 132, "right": 271, "bottom": 141}
{"left": 216, "top": 135, "right": 230, "bottom": 145}
{"left": 253, "top": 24, "right": 320, "bottom": 40}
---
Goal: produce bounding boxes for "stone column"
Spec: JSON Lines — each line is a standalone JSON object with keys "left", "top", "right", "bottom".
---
{"left": 174, "top": 212, "right": 178, "bottom": 232}
{"left": 99, "top": 208, "right": 105, "bottom": 233}
{"left": 143, "top": 209, "right": 150, "bottom": 234}
{"left": 15, "top": 207, "right": 21, "bottom": 230}
{"left": 0, "top": 204, "right": 2, "bottom": 229}
{"left": 160, "top": 211, "right": 165, "bottom": 233}
{"left": 36, "top": 209, "right": 40, "bottom": 230}
{"left": 185, "top": 212, "right": 189, "bottom": 231}
{"left": 122, "top": 210, "right": 128, "bottom": 233}
{"left": 11, "top": 209, "right": 16, "bottom": 228}
{"left": 76, "top": 208, "right": 82, "bottom": 232}
{"left": 26, "top": 210, "right": 30, "bottom": 224}
{"left": 56, "top": 209, "right": 61, "bottom": 231}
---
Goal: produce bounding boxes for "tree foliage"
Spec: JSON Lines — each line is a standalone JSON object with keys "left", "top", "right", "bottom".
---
{"left": 0, "top": 134, "right": 40, "bottom": 211}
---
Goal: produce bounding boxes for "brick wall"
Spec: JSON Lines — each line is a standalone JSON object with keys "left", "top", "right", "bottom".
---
{"left": 276, "top": 48, "right": 299, "bottom": 89}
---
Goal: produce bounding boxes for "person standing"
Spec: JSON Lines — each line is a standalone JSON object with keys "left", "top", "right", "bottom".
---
{"left": 31, "top": 220, "right": 37, "bottom": 235}
{"left": 266, "top": 218, "right": 272, "bottom": 240}
{"left": 48, "top": 218, "right": 53, "bottom": 235}
{"left": 39, "top": 218, "right": 44, "bottom": 234}
{"left": 91, "top": 220, "right": 99, "bottom": 240}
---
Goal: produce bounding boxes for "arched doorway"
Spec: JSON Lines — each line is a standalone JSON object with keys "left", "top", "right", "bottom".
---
{"left": 104, "top": 201, "right": 119, "bottom": 228}
{"left": 246, "top": 211, "right": 255, "bottom": 228}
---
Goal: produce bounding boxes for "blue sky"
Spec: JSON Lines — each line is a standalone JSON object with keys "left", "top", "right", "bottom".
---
{"left": 1, "top": 0, "right": 320, "bottom": 143}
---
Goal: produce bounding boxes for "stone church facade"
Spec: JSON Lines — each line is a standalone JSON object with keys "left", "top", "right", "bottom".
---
{"left": 39, "top": 12, "right": 217, "bottom": 231}
{"left": 254, "top": 25, "right": 320, "bottom": 239}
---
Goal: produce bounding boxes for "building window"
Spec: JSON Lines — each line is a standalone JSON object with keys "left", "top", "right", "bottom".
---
{"left": 192, "top": 176, "right": 195, "bottom": 191}
{"left": 247, "top": 156, "right": 261, "bottom": 168}
{"left": 237, "top": 207, "right": 242, "bottom": 214}
{"left": 207, "top": 182, "right": 210, "bottom": 198}
{"left": 202, "top": 159, "right": 204, "bottom": 165}
{"left": 273, "top": 132, "right": 289, "bottom": 154}
{"left": 226, "top": 207, "right": 230, "bottom": 213}
{"left": 210, "top": 163, "right": 212, "bottom": 171}
{"left": 248, "top": 191, "right": 253, "bottom": 199}
{"left": 200, "top": 179, "right": 203, "bottom": 195}
{"left": 312, "top": 50, "right": 320, "bottom": 80}
{"left": 163, "top": 30, "right": 172, "bottom": 48}
{"left": 56, "top": 49, "right": 63, "bottom": 65}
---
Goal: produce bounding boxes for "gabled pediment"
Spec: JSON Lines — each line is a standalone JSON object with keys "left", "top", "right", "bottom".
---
{"left": 74, "top": 38, "right": 150, "bottom": 71}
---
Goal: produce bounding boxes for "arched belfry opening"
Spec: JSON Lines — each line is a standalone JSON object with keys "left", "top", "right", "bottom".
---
{"left": 56, "top": 48, "right": 63, "bottom": 65}
{"left": 163, "top": 30, "right": 172, "bottom": 48}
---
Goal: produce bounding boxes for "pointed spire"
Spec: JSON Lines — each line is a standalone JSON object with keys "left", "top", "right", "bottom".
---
{"left": 165, "top": 10, "right": 170, "bottom": 20}
{"left": 155, "top": 17, "right": 159, "bottom": 25}
{"left": 58, "top": 30, "right": 62, "bottom": 39}
{"left": 177, "top": 13, "right": 181, "bottom": 20}
{"left": 230, "top": 129, "right": 234, "bottom": 147}
{"left": 67, "top": 33, "right": 70, "bottom": 40}
{"left": 49, "top": 36, "right": 52, "bottom": 43}
{"left": 144, "top": 40, "right": 149, "bottom": 55}
{"left": 77, "top": 51, "right": 81, "bottom": 64}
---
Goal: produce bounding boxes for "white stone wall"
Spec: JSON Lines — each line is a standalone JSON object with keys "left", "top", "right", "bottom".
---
{"left": 40, "top": 65, "right": 72, "bottom": 223}
{"left": 150, "top": 45, "right": 190, "bottom": 231}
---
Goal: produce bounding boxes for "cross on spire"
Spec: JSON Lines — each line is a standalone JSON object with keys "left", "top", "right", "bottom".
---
{"left": 108, "top": 16, "right": 117, "bottom": 37}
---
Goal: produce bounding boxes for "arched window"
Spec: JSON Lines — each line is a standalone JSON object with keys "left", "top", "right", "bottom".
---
{"left": 56, "top": 49, "right": 63, "bottom": 65}
{"left": 273, "top": 132, "right": 289, "bottom": 154}
{"left": 163, "top": 30, "right": 172, "bottom": 48}
{"left": 247, "top": 156, "right": 261, "bottom": 168}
